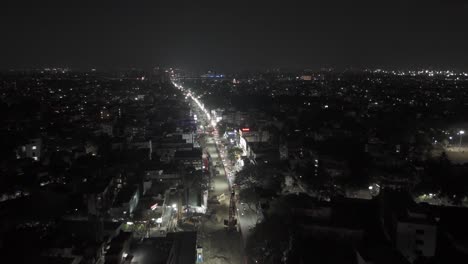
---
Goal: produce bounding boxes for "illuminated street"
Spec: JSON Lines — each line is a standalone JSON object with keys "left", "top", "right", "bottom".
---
{"left": 176, "top": 81, "right": 244, "bottom": 263}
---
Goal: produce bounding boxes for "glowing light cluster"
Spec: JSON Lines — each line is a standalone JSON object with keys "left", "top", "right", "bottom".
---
{"left": 172, "top": 80, "right": 218, "bottom": 127}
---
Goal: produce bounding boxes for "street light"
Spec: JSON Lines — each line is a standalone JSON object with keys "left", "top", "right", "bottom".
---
{"left": 459, "top": 130, "right": 465, "bottom": 148}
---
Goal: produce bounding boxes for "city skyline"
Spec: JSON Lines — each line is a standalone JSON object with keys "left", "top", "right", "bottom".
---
{"left": 2, "top": 1, "right": 468, "bottom": 263}
{"left": 1, "top": 67, "right": 468, "bottom": 264}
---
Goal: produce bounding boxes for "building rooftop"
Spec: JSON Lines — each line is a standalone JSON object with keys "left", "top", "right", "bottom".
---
{"left": 115, "top": 185, "right": 138, "bottom": 205}
{"left": 169, "top": 231, "right": 197, "bottom": 264}
{"left": 174, "top": 149, "right": 202, "bottom": 159}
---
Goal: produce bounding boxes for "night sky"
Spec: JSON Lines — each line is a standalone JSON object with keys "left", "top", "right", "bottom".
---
{"left": 1, "top": 0, "right": 468, "bottom": 71}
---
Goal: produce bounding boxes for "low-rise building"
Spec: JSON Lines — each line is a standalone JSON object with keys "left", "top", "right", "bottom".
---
{"left": 17, "top": 138, "right": 42, "bottom": 161}
{"left": 111, "top": 185, "right": 140, "bottom": 218}
{"left": 174, "top": 149, "right": 202, "bottom": 170}
{"left": 395, "top": 209, "right": 437, "bottom": 263}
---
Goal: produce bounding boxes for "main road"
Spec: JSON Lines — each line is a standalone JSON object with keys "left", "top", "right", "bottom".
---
{"left": 214, "top": 126, "right": 260, "bottom": 247}
{"left": 174, "top": 81, "right": 244, "bottom": 264}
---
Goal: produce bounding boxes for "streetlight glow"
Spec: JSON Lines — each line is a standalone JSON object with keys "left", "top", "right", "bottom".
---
{"left": 459, "top": 130, "right": 465, "bottom": 148}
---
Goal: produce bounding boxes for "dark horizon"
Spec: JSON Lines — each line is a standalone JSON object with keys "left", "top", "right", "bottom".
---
{"left": 2, "top": 0, "right": 468, "bottom": 72}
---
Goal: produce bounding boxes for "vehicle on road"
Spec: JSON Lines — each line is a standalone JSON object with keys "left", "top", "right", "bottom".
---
{"left": 196, "top": 247, "right": 203, "bottom": 263}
